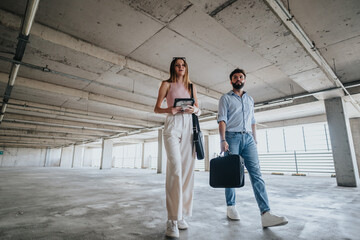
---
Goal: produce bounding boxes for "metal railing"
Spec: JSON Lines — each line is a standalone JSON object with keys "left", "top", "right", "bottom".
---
{"left": 195, "top": 159, "right": 205, "bottom": 171}
{"left": 194, "top": 151, "right": 335, "bottom": 174}
{"left": 113, "top": 151, "right": 335, "bottom": 175}
{"left": 258, "top": 151, "right": 335, "bottom": 174}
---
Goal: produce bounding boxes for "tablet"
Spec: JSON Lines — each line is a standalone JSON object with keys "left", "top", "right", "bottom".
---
{"left": 173, "top": 98, "right": 194, "bottom": 110}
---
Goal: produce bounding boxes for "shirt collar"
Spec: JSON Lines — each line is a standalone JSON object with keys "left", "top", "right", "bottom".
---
{"left": 227, "top": 90, "right": 247, "bottom": 97}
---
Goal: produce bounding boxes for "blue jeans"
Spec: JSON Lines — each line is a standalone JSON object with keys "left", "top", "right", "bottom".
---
{"left": 225, "top": 131, "right": 270, "bottom": 214}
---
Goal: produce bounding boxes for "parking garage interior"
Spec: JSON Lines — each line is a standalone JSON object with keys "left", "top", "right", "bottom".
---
{"left": 1, "top": 0, "right": 360, "bottom": 239}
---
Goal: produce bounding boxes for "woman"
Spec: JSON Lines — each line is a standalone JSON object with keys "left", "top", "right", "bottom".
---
{"left": 154, "top": 57, "right": 201, "bottom": 238}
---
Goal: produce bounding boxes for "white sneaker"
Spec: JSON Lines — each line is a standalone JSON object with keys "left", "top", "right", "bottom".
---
{"left": 227, "top": 205, "right": 240, "bottom": 220}
{"left": 261, "top": 211, "right": 288, "bottom": 228}
{"left": 166, "top": 220, "right": 179, "bottom": 238}
{"left": 177, "top": 219, "right": 188, "bottom": 230}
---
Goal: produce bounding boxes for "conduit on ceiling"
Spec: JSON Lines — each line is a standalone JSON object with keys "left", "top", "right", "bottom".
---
{"left": 0, "top": 0, "right": 40, "bottom": 124}
{"left": 265, "top": 0, "right": 360, "bottom": 113}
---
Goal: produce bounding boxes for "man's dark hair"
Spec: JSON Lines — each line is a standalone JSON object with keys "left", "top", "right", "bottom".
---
{"left": 229, "top": 68, "right": 246, "bottom": 80}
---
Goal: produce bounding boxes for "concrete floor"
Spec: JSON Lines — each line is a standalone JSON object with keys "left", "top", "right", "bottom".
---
{"left": 0, "top": 168, "right": 359, "bottom": 240}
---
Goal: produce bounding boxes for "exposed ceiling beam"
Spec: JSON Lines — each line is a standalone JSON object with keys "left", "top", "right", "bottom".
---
{"left": 0, "top": 72, "right": 154, "bottom": 113}
{"left": 1, "top": 122, "right": 110, "bottom": 136}
{"left": 7, "top": 99, "right": 162, "bottom": 128}
{"left": 0, "top": 142, "right": 61, "bottom": 148}
{"left": 0, "top": 136, "right": 75, "bottom": 145}
{"left": 0, "top": 129, "right": 98, "bottom": 140}
{"left": 0, "top": 8, "right": 223, "bottom": 100}
{"left": 3, "top": 113, "right": 134, "bottom": 132}
{"left": 113, "top": 139, "right": 145, "bottom": 145}
{"left": 3, "top": 119, "right": 123, "bottom": 133}
{"left": 256, "top": 114, "right": 328, "bottom": 130}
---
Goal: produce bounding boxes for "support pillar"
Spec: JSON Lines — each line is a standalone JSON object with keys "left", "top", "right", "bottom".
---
{"left": 72, "top": 145, "right": 85, "bottom": 168}
{"left": 100, "top": 139, "right": 113, "bottom": 170}
{"left": 204, "top": 135, "right": 210, "bottom": 171}
{"left": 141, "top": 142, "right": 145, "bottom": 169}
{"left": 44, "top": 147, "right": 51, "bottom": 167}
{"left": 80, "top": 144, "right": 85, "bottom": 167}
{"left": 157, "top": 129, "right": 165, "bottom": 174}
{"left": 325, "top": 97, "right": 359, "bottom": 187}
{"left": 71, "top": 145, "right": 76, "bottom": 168}
{"left": 60, "top": 145, "right": 74, "bottom": 168}
{"left": 350, "top": 118, "right": 360, "bottom": 177}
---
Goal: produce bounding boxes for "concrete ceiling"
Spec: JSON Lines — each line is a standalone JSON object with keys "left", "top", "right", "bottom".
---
{"left": 0, "top": 0, "right": 359, "bottom": 148}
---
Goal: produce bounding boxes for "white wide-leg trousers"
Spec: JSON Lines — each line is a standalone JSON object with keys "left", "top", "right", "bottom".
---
{"left": 163, "top": 113, "right": 195, "bottom": 220}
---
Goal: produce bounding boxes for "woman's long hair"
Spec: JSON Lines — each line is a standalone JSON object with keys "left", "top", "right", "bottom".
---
{"left": 168, "top": 57, "right": 192, "bottom": 93}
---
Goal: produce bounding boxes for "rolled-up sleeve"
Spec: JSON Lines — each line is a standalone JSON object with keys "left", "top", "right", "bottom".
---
{"left": 251, "top": 110, "right": 256, "bottom": 124}
{"left": 250, "top": 98, "right": 256, "bottom": 125}
{"left": 217, "top": 95, "right": 228, "bottom": 124}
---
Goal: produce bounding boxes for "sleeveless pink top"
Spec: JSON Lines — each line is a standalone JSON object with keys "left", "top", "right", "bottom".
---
{"left": 166, "top": 82, "right": 191, "bottom": 107}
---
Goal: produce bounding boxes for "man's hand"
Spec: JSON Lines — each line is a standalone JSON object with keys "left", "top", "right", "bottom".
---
{"left": 220, "top": 140, "right": 229, "bottom": 153}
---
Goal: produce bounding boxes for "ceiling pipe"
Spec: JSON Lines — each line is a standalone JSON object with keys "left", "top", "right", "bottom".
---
{"left": 8, "top": 64, "right": 20, "bottom": 86}
{"left": 22, "top": 0, "right": 40, "bottom": 36}
{"left": 0, "top": 0, "right": 40, "bottom": 124}
{"left": 264, "top": 0, "right": 360, "bottom": 113}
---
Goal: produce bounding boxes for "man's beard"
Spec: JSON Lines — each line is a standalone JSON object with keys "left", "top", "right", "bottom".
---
{"left": 232, "top": 82, "right": 244, "bottom": 90}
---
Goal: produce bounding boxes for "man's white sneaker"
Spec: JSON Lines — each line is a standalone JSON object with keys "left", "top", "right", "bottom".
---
{"left": 261, "top": 211, "right": 288, "bottom": 228}
{"left": 166, "top": 220, "right": 179, "bottom": 238}
{"left": 178, "top": 219, "right": 188, "bottom": 230}
{"left": 227, "top": 205, "right": 240, "bottom": 220}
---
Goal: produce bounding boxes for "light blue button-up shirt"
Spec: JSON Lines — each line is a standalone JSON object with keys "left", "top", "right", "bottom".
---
{"left": 217, "top": 91, "right": 256, "bottom": 132}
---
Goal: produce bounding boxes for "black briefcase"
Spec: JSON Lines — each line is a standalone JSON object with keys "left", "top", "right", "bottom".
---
{"left": 209, "top": 154, "right": 245, "bottom": 188}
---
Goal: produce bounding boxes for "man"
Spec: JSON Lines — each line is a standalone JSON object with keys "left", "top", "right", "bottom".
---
{"left": 217, "top": 68, "right": 288, "bottom": 228}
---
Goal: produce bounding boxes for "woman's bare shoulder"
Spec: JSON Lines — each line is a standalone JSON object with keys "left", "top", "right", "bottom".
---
{"left": 162, "top": 79, "right": 172, "bottom": 84}
{"left": 161, "top": 80, "right": 171, "bottom": 89}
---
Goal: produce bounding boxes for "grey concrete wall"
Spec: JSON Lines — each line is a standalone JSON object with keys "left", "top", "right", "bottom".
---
{"left": 142, "top": 145, "right": 151, "bottom": 169}
{"left": 72, "top": 145, "right": 85, "bottom": 168}
{"left": 350, "top": 118, "right": 360, "bottom": 177}
{"left": 0, "top": 147, "right": 46, "bottom": 167}
{"left": 83, "top": 148, "right": 101, "bottom": 167}
{"left": 46, "top": 148, "right": 61, "bottom": 167}
{"left": 60, "top": 146, "right": 74, "bottom": 168}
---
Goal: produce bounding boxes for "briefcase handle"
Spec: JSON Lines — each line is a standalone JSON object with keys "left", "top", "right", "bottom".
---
{"left": 220, "top": 150, "right": 232, "bottom": 156}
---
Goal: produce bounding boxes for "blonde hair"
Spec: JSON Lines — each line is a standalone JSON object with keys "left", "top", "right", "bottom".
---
{"left": 168, "top": 57, "right": 192, "bottom": 93}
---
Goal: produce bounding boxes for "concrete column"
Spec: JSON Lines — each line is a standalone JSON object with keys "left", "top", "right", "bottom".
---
{"left": 71, "top": 145, "right": 76, "bottom": 168}
{"left": 141, "top": 143, "right": 145, "bottom": 169}
{"left": 80, "top": 144, "right": 85, "bottom": 167}
{"left": 72, "top": 145, "right": 85, "bottom": 168}
{"left": 204, "top": 135, "right": 210, "bottom": 171}
{"left": 59, "top": 148, "right": 63, "bottom": 166}
{"left": 350, "top": 118, "right": 360, "bottom": 177}
{"left": 44, "top": 147, "right": 51, "bottom": 167}
{"left": 100, "top": 139, "right": 113, "bottom": 170}
{"left": 60, "top": 146, "right": 74, "bottom": 168}
{"left": 157, "top": 129, "right": 165, "bottom": 174}
{"left": 324, "top": 97, "right": 359, "bottom": 187}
